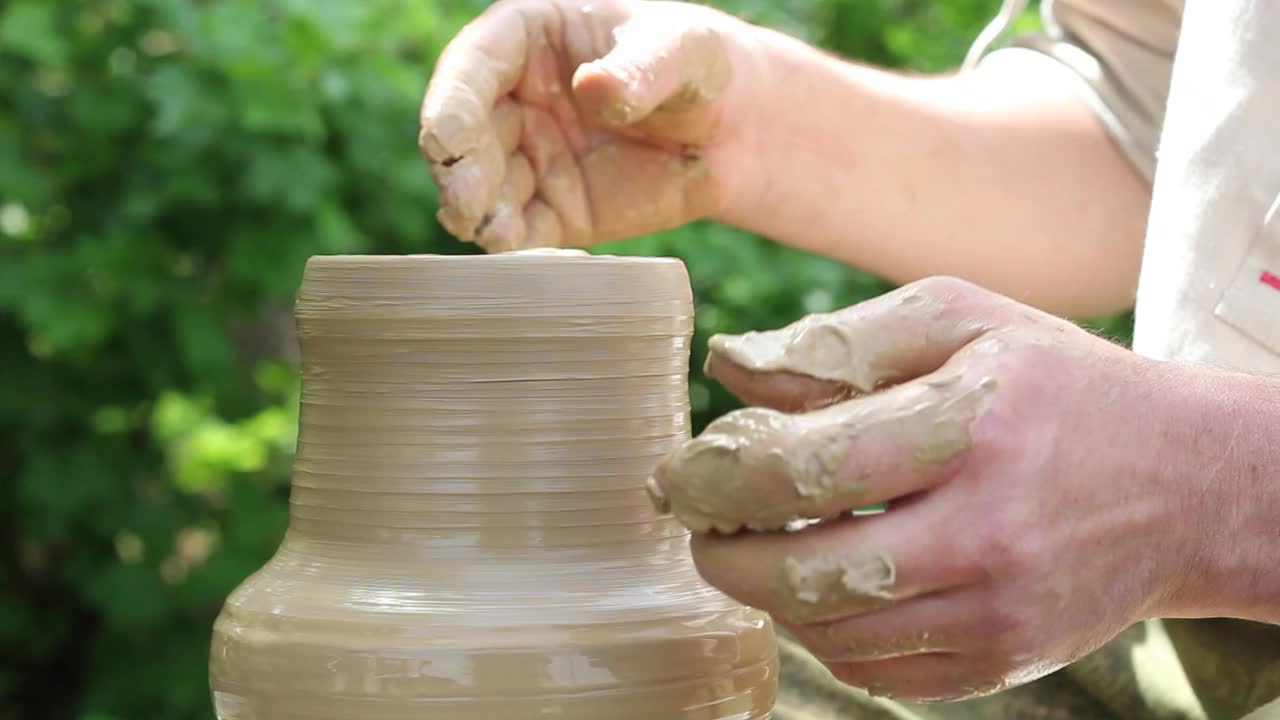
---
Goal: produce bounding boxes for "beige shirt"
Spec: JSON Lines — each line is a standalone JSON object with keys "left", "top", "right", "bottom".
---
{"left": 1133, "top": 0, "right": 1280, "bottom": 375}
{"left": 1002, "top": 0, "right": 1182, "bottom": 184}
{"left": 991, "top": 0, "right": 1280, "bottom": 376}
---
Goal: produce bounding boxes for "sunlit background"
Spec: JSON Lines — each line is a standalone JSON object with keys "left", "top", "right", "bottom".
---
{"left": 0, "top": 1, "right": 1131, "bottom": 718}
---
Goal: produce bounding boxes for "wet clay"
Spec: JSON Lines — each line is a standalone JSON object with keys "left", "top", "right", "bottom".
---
{"left": 209, "top": 251, "right": 777, "bottom": 719}
{"left": 651, "top": 371, "right": 996, "bottom": 535}
{"left": 706, "top": 293, "right": 958, "bottom": 394}
{"left": 580, "top": 16, "right": 732, "bottom": 122}
{"left": 781, "top": 553, "right": 897, "bottom": 624}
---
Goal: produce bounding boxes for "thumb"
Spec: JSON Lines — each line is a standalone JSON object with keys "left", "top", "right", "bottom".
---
{"left": 705, "top": 278, "right": 999, "bottom": 412}
{"left": 571, "top": 18, "right": 731, "bottom": 126}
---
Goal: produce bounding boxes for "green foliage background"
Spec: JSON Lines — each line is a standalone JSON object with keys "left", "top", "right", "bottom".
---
{"left": 0, "top": 1, "right": 1131, "bottom": 718}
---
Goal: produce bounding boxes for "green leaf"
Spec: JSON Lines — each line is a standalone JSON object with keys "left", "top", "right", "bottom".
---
{"left": 143, "top": 64, "right": 208, "bottom": 138}
{"left": 85, "top": 562, "right": 172, "bottom": 630}
{"left": 0, "top": 3, "right": 68, "bottom": 66}
{"left": 313, "top": 202, "right": 365, "bottom": 254}
{"left": 232, "top": 73, "right": 325, "bottom": 138}
{"left": 242, "top": 143, "right": 336, "bottom": 211}
{"left": 175, "top": 422, "right": 268, "bottom": 491}
{"left": 18, "top": 444, "right": 126, "bottom": 538}
{"left": 151, "top": 391, "right": 211, "bottom": 442}
{"left": 11, "top": 251, "right": 117, "bottom": 355}
{"left": 170, "top": 299, "right": 236, "bottom": 390}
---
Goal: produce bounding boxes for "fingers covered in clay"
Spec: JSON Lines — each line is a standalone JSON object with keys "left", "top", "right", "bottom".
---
{"left": 653, "top": 276, "right": 1173, "bottom": 702}
{"left": 706, "top": 279, "right": 998, "bottom": 397}
{"left": 827, "top": 654, "right": 985, "bottom": 702}
{"left": 689, "top": 507, "right": 973, "bottom": 625}
{"left": 429, "top": 113, "right": 508, "bottom": 241}
{"left": 508, "top": 89, "right": 720, "bottom": 247}
{"left": 492, "top": 98, "right": 524, "bottom": 155}
{"left": 704, "top": 351, "right": 854, "bottom": 413}
{"left": 420, "top": 3, "right": 546, "bottom": 244}
{"left": 648, "top": 366, "right": 996, "bottom": 534}
{"left": 580, "top": 142, "right": 719, "bottom": 242}
{"left": 572, "top": 17, "right": 731, "bottom": 129}
{"left": 421, "top": 0, "right": 739, "bottom": 252}
{"left": 420, "top": 4, "right": 530, "bottom": 164}
{"left": 782, "top": 590, "right": 978, "bottom": 662}
{"left": 475, "top": 153, "right": 538, "bottom": 251}
{"left": 522, "top": 198, "right": 564, "bottom": 249}
{"left": 520, "top": 107, "right": 593, "bottom": 247}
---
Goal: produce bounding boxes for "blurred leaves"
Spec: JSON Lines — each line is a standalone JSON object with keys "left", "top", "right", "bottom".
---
{"left": 0, "top": 0, "right": 482, "bottom": 717}
{"left": 0, "top": 1, "right": 1130, "bottom": 719}
{"left": 151, "top": 373, "right": 298, "bottom": 494}
{"left": 0, "top": 3, "right": 70, "bottom": 66}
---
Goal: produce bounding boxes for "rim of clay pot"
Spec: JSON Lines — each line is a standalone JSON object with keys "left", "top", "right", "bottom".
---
{"left": 303, "top": 249, "right": 684, "bottom": 266}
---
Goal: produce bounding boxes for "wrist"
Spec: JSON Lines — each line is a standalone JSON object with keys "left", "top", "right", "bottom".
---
{"left": 711, "top": 22, "right": 858, "bottom": 235}
{"left": 1150, "top": 362, "right": 1280, "bottom": 623}
{"left": 701, "top": 15, "right": 784, "bottom": 230}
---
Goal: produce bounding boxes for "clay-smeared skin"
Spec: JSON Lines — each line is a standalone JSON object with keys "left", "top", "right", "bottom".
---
{"left": 781, "top": 553, "right": 896, "bottom": 623}
{"left": 645, "top": 291, "right": 998, "bottom": 536}
{"left": 645, "top": 283, "right": 1007, "bottom": 626}
{"left": 208, "top": 252, "right": 777, "bottom": 719}
{"left": 650, "top": 372, "right": 995, "bottom": 535}
{"left": 708, "top": 289, "right": 984, "bottom": 393}
{"left": 647, "top": 277, "right": 1207, "bottom": 702}
{"left": 419, "top": 0, "right": 754, "bottom": 252}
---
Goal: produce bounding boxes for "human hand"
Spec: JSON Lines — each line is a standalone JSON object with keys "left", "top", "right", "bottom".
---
{"left": 419, "top": 0, "right": 768, "bottom": 252}
{"left": 647, "top": 276, "right": 1201, "bottom": 701}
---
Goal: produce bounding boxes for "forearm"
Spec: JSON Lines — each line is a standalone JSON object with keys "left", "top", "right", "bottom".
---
{"left": 1157, "top": 362, "right": 1280, "bottom": 624}
{"left": 717, "top": 27, "right": 1151, "bottom": 318}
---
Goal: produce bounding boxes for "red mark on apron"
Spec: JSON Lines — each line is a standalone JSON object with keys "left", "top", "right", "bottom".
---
{"left": 1262, "top": 270, "right": 1280, "bottom": 292}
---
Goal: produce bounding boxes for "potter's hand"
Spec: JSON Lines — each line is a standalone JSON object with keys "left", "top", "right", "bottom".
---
{"left": 419, "top": 0, "right": 765, "bottom": 252}
{"left": 648, "top": 276, "right": 1196, "bottom": 702}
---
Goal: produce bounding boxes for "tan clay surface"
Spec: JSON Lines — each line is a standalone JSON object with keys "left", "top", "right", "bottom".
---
{"left": 208, "top": 250, "right": 777, "bottom": 719}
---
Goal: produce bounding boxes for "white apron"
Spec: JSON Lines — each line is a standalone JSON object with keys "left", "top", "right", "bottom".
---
{"left": 1135, "top": 0, "right": 1280, "bottom": 376}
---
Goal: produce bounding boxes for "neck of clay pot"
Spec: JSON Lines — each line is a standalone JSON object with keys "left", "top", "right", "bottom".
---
{"left": 283, "top": 255, "right": 696, "bottom": 559}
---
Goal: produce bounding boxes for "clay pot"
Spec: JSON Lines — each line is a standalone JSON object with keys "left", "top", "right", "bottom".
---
{"left": 209, "top": 252, "right": 779, "bottom": 719}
